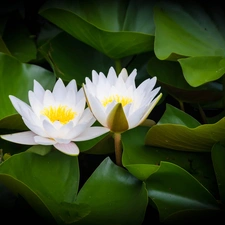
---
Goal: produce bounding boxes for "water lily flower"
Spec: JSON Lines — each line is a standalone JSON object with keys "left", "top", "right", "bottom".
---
{"left": 1, "top": 78, "right": 109, "bottom": 156}
{"left": 83, "top": 67, "right": 162, "bottom": 133}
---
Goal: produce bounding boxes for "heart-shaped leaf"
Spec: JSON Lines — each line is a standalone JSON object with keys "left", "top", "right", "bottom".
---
{"left": 76, "top": 157, "right": 148, "bottom": 225}
{"left": 146, "top": 161, "right": 221, "bottom": 222}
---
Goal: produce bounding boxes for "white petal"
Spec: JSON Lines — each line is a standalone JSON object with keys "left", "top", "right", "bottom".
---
{"left": 54, "top": 142, "right": 79, "bottom": 156}
{"left": 33, "top": 80, "right": 45, "bottom": 101}
{"left": 107, "top": 67, "right": 117, "bottom": 84}
{"left": 9, "top": 95, "right": 31, "bottom": 116}
{"left": 73, "top": 127, "right": 110, "bottom": 141}
{"left": 28, "top": 91, "right": 44, "bottom": 116}
{"left": 92, "top": 70, "right": 99, "bottom": 85}
{"left": 118, "top": 68, "right": 128, "bottom": 81}
{"left": 42, "top": 120, "right": 59, "bottom": 138}
{"left": 53, "top": 78, "right": 67, "bottom": 102}
{"left": 34, "top": 136, "right": 56, "bottom": 145}
{"left": 127, "top": 106, "right": 148, "bottom": 129}
{"left": 78, "top": 108, "right": 95, "bottom": 125}
{"left": 85, "top": 93, "right": 107, "bottom": 127}
{"left": 43, "top": 90, "right": 56, "bottom": 107}
{"left": 125, "top": 68, "right": 137, "bottom": 88}
{"left": 66, "top": 79, "right": 77, "bottom": 93}
{"left": 1, "top": 131, "right": 37, "bottom": 145}
{"left": 22, "top": 116, "right": 47, "bottom": 137}
{"left": 65, "top": 124, "right": 88, "bottom": 139}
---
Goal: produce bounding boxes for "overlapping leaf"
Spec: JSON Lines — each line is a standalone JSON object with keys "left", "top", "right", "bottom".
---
{"left": 147, "top": 56, "right": 223, "bottom": 103}
{"left": 39, "top": 0, "right": 156, "bottom": 59}
{"left": 76, "top": 157, "right": 148, "bottom": 225}
{"left": 0, "top": 151, "right": 80, "bottom": 224}
{"left": 145, "top": 104, "right": 225, "bottom": 151}
{"left": 154, "top": 1, "right": 225, "bottom": 86}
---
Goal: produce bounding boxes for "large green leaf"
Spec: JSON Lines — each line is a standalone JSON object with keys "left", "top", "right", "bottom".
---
{"left": 154, "top": 1, "right": 225, "bottom": 86}
{"left": 145, "top": 104, "right": 225, "bottom": 151}
{"left": 211, "top": 142, "right": 225, "bottom": 204}
{"left": 39, "top": 31, "right": 114, "bottom": 85}
{"left": 76, "top": 157, "right": 148, "bottom": 225}
{"left": 0, "top": 150, "right": 81, "bottom": 224}
{"left": 146, "top": 161, "right": 222, "bottom": 223}
{"left": 154, "top": 1, "right": 225, "bottom": 59}
{"left": 122, "top": 126, "right": 217, "bottom": 196}
{"left": 147, "top": 56, "right": 223, "bottom": 103}
{"left": 39, "top": 0, "right": 156, "bottom": 59}
{"left": 0, "top": 53, "right": 55, "bottom": 121}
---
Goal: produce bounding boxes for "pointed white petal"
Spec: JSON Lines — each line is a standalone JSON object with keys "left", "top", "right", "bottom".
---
{"left": 1, "top": 131, "right": 37, "bottom": 145}
{"left": 33, "top": 80, "right": 45, "bottom": 101}
{"left": 28, "top": 91, "right": 44, "bottom": 116}
{"left": 107, "top": 67, "right": 117, "bottom": 84}
{"left": 53, "top": 78, "right": 67, "bottom": 102}
{"left": 66, "top": 79, "right": 77, "bottom": 93}
{"left": 85, "top": 93, "right": 107, "bottom": 127}
{"left": 78, "top": 108, "right": 95, "bottom": 125}
{"left": 92, "top": 70, "right": 99, "bottom": 85}
{"left": 125, "top": 68, "right": 137, "bottom": 88}
{"left": 42, "top": 120, "right": 59, "bottom": 138}
{"left": 118, "top": 68, "right": 128, "bottom": 81}
{"left": 54, "top": 142, "right": 79, "bottom": 156}
{"left": 73, "top": 127, "right": 109, "bottom": 141}
{"left": 43, "top": 90, "right": 55, "bottom": 106}
{"left": 65, "top": 124, "right": 88, "bottom": 139}
{"left": 9, "top": 95, "right": 31, "bottom": 116}
{"left": 34, "top": 136, "right": 56, "bottom": 145}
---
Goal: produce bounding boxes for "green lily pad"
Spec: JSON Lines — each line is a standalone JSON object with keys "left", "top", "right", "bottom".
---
{"left": 153, "top": 1, "right": 225, "bottom": 86}
{"left": 146, "top": 161, "right": 221, "bottom": 223}
{"left": 147, "top": 56, "right": 223, "bottom": 103}
{"left": 76, "top": 157, "right": 148, "bottom": 225}
{"left": 0, "top": 150, "right": 80, "bottom": 224}
{"left": 179, "top": 56, "right": 225, "bottom": 87}
{"left": 122, "top": 126, "right": 217, "bottom": 196}
{"left": 39, "top": 0, "right": 156, "bottom": 59}
{"left": 145, "top": 104, "right": 225, "bottom": 151}
{"left": 154, "top": 1, "right": 225, "bottom": 60}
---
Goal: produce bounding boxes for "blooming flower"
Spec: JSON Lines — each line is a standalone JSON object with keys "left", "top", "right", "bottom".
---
{"left": 83, "top": 67, "right": 162, "bottom": 133}
{"left": 1, "top": 78, "right": 109, "bottom": 155}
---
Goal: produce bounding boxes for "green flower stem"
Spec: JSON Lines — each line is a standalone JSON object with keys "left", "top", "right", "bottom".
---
{"left": 114, "top": 132, "right": 122, "bottom": 167}
{"left": 115, "top": 59, "right": 122, "bottom": 75}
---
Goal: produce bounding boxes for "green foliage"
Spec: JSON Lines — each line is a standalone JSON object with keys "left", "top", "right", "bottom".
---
{"left": 0, "top": 0, "right": 225, "bottom": 224}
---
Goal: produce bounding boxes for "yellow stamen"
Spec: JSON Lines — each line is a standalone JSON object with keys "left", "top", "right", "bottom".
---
{"left": 102, "top": 94, "right": 133, "bottom": 107}
{"left": 41, "top": 105, "right": 77, "bottom": 124}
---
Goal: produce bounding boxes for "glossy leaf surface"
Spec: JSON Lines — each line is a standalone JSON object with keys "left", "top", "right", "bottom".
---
{"left": 0, "top": 151, "right": 80, "bottom": 224}
{"left": 154, "top": 1, "right": 225, "bottom": 86}
{"left": 76, "top": 157, "right": 148, "bottom": 225}
{"left": 146, "top": 161, "right": 221, "bottom": 223}
{"left": 39, "top": 0, "right": 156, "bottom": 59}
{"left": 145, "top": 104, "right": 225, "bottom": 151}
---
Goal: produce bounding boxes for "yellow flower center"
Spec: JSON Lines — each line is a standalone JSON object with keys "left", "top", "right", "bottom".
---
{"left": 102, "top": 94, "right": 133, "bottom": 107}
{"left": 41, "top": 105, "right": 77, "bottom": 124}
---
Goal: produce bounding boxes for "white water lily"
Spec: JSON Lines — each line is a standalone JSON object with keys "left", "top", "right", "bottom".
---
{"left": 1, "top": 78, "right": 109, "bottom": 155}
{"left": 83, "top": 67, "right": 162, "bottom": 133}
